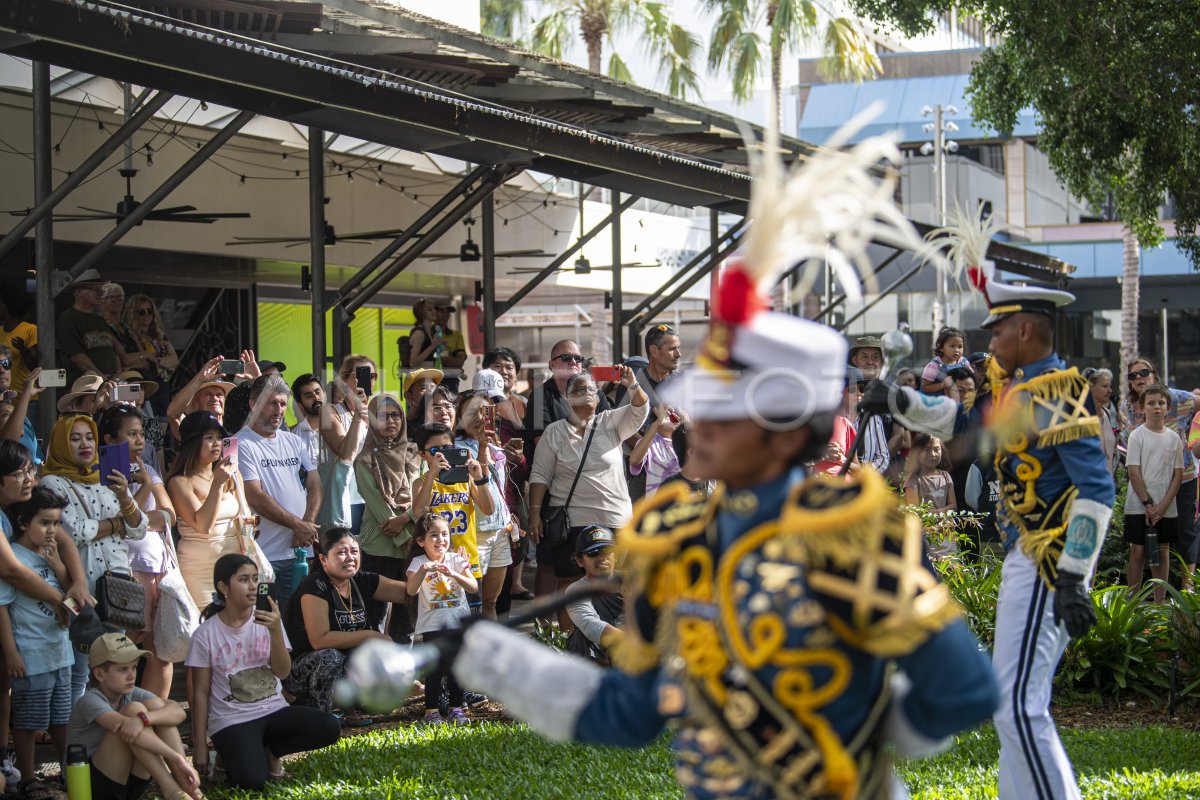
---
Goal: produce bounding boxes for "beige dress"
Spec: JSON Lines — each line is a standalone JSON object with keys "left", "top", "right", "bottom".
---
{"left": 178, "top": 483, "right": 243, "bottom": 611}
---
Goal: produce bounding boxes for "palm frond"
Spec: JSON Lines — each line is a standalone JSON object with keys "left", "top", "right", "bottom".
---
{"left": 770, "top": 0, "right": 819, "bottom": 50}
{"left": 705, "top": 0, "right": 754, "bottom": 71}
{"left": 480, "top": 0, "right": 526, "bottom": 40}
{"left": 607, "top": 50, "right": 634, "bottom": 84}
{"left": 819, "top": 17, "right": 884, "bottom": 82}
{"left": 529, "top": 9, "right": 572, "bottom": 60}
{"left": 741, "top": 101, "right": 946, "bottom": 303}
{"left": 728, "top": 30, "right": 763, "bottom": 102}
{"left": 635, "top": 2, "right": 701, "bottom": 99}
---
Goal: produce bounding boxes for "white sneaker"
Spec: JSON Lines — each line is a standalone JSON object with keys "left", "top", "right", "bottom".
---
{"left": 0, "top": 750, "right": 21, "bottom": 785}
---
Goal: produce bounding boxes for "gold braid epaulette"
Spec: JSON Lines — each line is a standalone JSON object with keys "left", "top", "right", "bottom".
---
{"left": 1020, "top": 367, "right": 1101, "bottom": 449}
{"left": 782, "top": 469, "right": 959, "bottom": 658}
{"left": 612, "top": 482, "right": 720, "bottom": 675}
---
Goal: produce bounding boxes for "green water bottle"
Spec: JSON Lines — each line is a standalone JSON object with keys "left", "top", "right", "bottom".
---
{"left": 66, "top": 743, "right": 90, "bottom": 799}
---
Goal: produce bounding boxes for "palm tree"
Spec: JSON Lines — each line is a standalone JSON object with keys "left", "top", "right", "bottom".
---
{"left": 1119, "top": 226, "right": 1140, "bottom": 409}
{"left": 527, "top": 0, "right": 701, "bottom": 99}
{"left": 705, "top": 0, "right": 881, "bottom": 122}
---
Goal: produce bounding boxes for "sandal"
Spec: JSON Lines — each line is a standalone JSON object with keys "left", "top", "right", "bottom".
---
{"left": 267, "top": 769, "right": 290, "bottom": 781}
{"left": 510, "top": 590, "right": 535, "bottom": 601}
{"left": 19, "top": 777, "right": 68, "bottom": 800}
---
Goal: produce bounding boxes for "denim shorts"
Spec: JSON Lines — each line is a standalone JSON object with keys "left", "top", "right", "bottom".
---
{"left": 11, "top": 665, "right": 73, "bottom": 730}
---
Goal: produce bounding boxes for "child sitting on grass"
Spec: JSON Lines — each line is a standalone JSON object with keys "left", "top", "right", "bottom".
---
{"left": 0, "top": 487, "right": 75, "bottom": 800}
{"left": 66, "top": 633, "right": 201, "bottom": 800}
{"left": 407, "top": 513, "right": 477, "bottom": 725}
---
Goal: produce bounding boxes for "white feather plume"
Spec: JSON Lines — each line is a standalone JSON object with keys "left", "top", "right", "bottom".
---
{"left": 915, "top": 201, "right": 1009, "bottom": 287}
{"left": 740, "top": 101, "right": 943, "bottom": 304}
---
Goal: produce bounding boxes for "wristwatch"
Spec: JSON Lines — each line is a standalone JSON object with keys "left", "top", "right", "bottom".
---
{"left": 474, "top": 476, "right": 491, "bottom": 485}
{"left": 137, "top": 711, "right": 151, "bottom": 727}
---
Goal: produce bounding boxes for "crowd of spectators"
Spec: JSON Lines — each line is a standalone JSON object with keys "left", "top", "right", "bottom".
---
{"left": 0, "top": 267, "right": 1194, "bottom": 798}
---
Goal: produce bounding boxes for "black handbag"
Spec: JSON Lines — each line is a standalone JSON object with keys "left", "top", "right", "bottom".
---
{"left": 541, "top": 419, "right": 598, "bottom": 550}
{"left": 95, "top": 570, "right": 146, "bottom": 630}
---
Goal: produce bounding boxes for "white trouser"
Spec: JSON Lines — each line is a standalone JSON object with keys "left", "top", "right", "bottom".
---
{"left": 992, "top": 546, "right": 1080, "bottom": 800}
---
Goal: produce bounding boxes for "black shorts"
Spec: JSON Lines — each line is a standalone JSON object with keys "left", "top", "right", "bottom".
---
{"left": 1124, "top": 514, "right": 1178, "bottom": 547}
{"left": 536, "top": 527, "right": 584, "bottom": 579}
{"left": 91, "top": 760, "right": 151, "bottom": 800}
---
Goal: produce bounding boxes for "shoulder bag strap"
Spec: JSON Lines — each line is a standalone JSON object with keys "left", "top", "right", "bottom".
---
{"left": 563, "top": 418, "right": 599, "bottom": 508}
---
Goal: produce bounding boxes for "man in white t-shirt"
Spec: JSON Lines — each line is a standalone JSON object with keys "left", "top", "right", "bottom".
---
{"left": 237, "top": 374, "right": 322, "bottom": 617}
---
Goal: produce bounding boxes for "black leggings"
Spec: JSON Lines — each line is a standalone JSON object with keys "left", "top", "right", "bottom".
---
{"left": 211, "top": 705, "right": 340, "bottom": 789}
{"left": 421, "top": 629, "right": 464, "bottom": 710}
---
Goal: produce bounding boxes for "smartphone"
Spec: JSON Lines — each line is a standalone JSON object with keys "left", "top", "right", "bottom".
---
{"left": 480, "top": 404, "right": 496, "bottom": 432}
{"left": 590, "top": 365, "right": 622, "bottom": 382}
{"left": 221, "top": 437, "right": 238, "bottom": 465}
{"left": 63, "top": 596, "right": 80, "bottom": 615}
{"left": 218, "top": 358, "right": 245, "bottom": 375}
{"left": 430, "top": 445, "right": 470, "bottom": 484}
{"left": 355, "top": 364, "right": 374, "bottom": 396}
{"left": 112, "top": 383, "right": 142, "bottom": 403}
{"left": 667, "top": 406, "right": 681, "bottom": 425}
{"left": 36, "top": 369, "right": 67, "bottom": 389}
{"left": 507, "top": 436, "right": 524, "bottom": 451}
{"left": 255, "top": 582, "right": 273, "bottom": 612}
{"left": 98, "top": 441, "right": 131, "bottom": 486}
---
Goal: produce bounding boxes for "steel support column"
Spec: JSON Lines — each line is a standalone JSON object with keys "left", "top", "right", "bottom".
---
{"left": 481, "top": 191, "right": 497, "bottom": 351}
{"left": 68, "top": 110, "right": 255, "bottom": 277}
{"left": 812, "top": 249, "right": 903, "bottom": 323}
{"left": 610, "top": 191, "right": 623, "bottom": 362}
{"left": 345, "top": 167, "right": 517, "bottom": 315}
{"left": 836, "top": 262, "right": 924, "bottom": 332}
{"left": 497, "top": 193, "right": 638, "bottom": 316}
{"left": 334, "top": 164, "right": 494, "bottom": 309}
{"left": 309, "top": 129, "right": 327, "bottom": 377}
{"left": 32, "top": 61, "right": 55, "bottom": 436}
{"left": 634, "top": 228, "right": 746, "bottom": 325}
{"left": 0, "top": 88, "right": 170, "bottom": 262}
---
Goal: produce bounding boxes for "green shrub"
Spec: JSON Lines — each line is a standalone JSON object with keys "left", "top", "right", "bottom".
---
{"left": 937, "top": 554, "right": 1003, "bottom": 651}
{"left": 1160, "top": 583, "right": 1200, "bottom": 698}
{"left": 1056, "top": 585, "right": 1172, "bottom": 700}
{"left": 1095, "top": 470, "right": 1128, "bottom": 588}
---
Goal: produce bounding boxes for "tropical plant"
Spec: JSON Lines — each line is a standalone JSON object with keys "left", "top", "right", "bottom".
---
{"left": 1160, "top": 583, "right": 1200, "bottom": 700}
{"left": 848, "top": 1, "right": 1200, "bottom": 270}
{"left": 1094, "top": 470, "right": 1128, "bottom": 588}
{"left": 1056, "top": 584, "right": 1173, "bottom": 701}
{"left": 705, "top": 0, "right": 881, "bottom": 120}
{"left": 531, "top": 618, "right": 569, "bottom": 650}
{"left": 936, "top": 551, "right": 1003, "bottom": 650}
{"left": 526, "top": 0, "right": 701, "bottom": 99}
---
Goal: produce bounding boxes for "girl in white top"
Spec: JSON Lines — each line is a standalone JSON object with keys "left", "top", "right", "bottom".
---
{"left": 455, "top": 392, "right": 513, "bottom": 620}
{"left": 167, "top": 411, "right": 248, "bottom": 610}
{"left": 98, "top": 404, "right": 178, "bottom": 698}
{"left": 187, "top": 554, "right": 339, "bottom": 789}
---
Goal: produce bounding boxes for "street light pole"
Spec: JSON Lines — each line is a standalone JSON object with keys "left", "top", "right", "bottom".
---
{"left": 921, "top": 104, "right": 958, "bottom": 334}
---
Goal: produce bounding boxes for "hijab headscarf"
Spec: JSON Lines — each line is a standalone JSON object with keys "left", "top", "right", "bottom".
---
{"left": 41, "top": 414, "right": 99, "bottom": 484}
{"left": 357, "top": 395, "right": 413, "bottom": 509}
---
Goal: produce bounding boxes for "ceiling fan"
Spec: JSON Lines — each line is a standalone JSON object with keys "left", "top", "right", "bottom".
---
{"left": 6, "top": 167, "right": 252, "bottom": 224}
{"left": 226, "top": 223, "right": 424, "bottom": 248}
{"left": 415, "top": 217, "right": 553, "bottom": 262}
{"left": 507, "top": 256, "right": 663, "bottom": 274}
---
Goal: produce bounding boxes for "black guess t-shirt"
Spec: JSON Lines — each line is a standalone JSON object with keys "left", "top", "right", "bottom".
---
{"left": 285, "top": 569, "right": 382, "bottom": 657}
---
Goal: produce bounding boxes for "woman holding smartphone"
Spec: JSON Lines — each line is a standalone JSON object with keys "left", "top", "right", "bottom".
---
{"left": 187, "top": 554, "right": 339, "bottom": 789}
{"left": 166, "top": 411, "right": 249, "bottom": 610}
{"left": 456, "top": 391, "right": 513, "bottom": 620}
{"left": 40, "top": 413, "right": 149, "bottom": 699}
{"left": 97, "top": 404, "right": 179, "bottom": 697}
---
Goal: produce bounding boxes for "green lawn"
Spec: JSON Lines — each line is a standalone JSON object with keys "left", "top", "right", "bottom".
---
{"left": 205, "top": 722, "right": 1200, "bottom": 800}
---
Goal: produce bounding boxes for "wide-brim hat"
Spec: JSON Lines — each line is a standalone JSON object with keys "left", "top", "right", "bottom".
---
{"left": 659, "top": 311, "right": 847, "bottom": 423}
{"left": 56, "top": 372, "right": 105, "bottom": 413}
{"left": 192, "top": 379, "right": 235, "bottom": 399}
{"left": 848, "top": 335, "right": 884, "bottom": 359}
{"left": 980, "top": 279, "right": 1075, "bottom": 328}
{"left": 115, "top": 370, "right": 159, "bottom": 399}
{"left": 58, "top": 268, "right": 104, "bottom": 296}
{"left": 403, "top": 368, "right": 443, "bottom": 394}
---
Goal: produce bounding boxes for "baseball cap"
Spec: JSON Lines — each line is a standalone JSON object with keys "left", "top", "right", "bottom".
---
{"left": 179, "top": 410, "right": 229, "bottom": 444}
{"left": 575, "top": 525, "right": 615, "bottom": 555}
{"left": 967, "top": 352, "right": 989, "bottom": 365}
{"left": 436, "top": 301, "right": 456, "bottom": 311}
{"left": 257, "top": 359, "right": 288, "bottom": 373}
{"left": 623, "top": 355, "right": 649, "bottom": 371}
{"left": 87, "top": 632, "right": 151, "bottom": 668}
{"left": 471, "top": 368, "right": 506, "bottom": 402}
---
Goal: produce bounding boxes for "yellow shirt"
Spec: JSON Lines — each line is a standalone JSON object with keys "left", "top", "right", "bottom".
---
{"left": 427, "top": 479, "right": 480, "bottom": 579}
{"left": 0, "top": 322, "right": 37, "bottom": 393}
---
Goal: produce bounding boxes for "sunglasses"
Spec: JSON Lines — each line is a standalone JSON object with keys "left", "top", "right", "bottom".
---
{"left": 583, "top": 547, "right": 613, "bottom": 558}
{"left": 0, "top": 360, "right": 9, "bottom": 370}
{"left": 135, "top": 308, "right": 154, "bottom": 316}
{"left": 1127, "top": 368, "right": 1152, "bottom": 381}
{"left": 554, "top": 354, "right": 586, "bottom": 364}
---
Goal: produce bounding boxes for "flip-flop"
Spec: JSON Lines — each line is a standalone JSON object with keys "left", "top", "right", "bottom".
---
{"left": 510, "top": 590, "right": 535, "bottom": 601}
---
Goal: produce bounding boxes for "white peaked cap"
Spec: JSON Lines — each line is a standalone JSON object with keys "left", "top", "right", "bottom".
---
{"left": 659, "top": 312, "right": 848, "bottom": 423}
